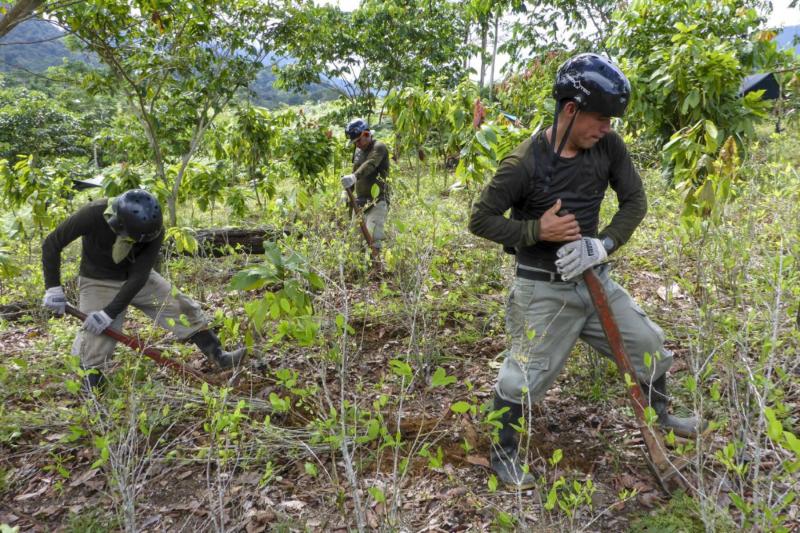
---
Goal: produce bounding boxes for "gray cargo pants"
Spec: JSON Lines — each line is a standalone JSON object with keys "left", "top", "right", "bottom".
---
{"left": 496, "top": 264, "right": 673, "bottom": 404}
{"left": 353, "top": 200, "right": 388, "bottom": 249}
{"left": 71, "top": 271, "right": 208, "bottom": 370}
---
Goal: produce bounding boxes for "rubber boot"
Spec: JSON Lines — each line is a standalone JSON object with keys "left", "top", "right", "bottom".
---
{"left": 643, "top": 374, "right": 708, "bottom": 438}
{"left": 490, "top": 395, "right": 536, "bottom": 489}
{"left": 81, "top": 368, "right": 106, "bottom": 395}
{"left": 190, "top": 329, "right": 246, "bottom": 370}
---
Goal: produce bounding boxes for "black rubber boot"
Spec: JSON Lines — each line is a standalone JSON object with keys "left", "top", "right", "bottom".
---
{"left": 81, "top": 368, "right": 106, "bottom": 395}
{"left": 190, "top": 329, "right": 246, "bottom": 370}
{"left": 643, "top": 374, "right": 708, "bottom": 438}
{"left": 490, "top": 395, "right": 536, "bottom": 489}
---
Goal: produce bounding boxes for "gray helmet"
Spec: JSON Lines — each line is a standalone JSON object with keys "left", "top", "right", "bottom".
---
{"left": 107, "top": 189, "right": 163, "bottom": 242}
{"left": 553, "top": 53, "right": 631, "bottom": 117}
{"left": 345, "top": 118, "right": 369, "bottom": 143}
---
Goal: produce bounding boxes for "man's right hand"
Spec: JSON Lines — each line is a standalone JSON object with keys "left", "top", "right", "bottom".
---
{"left": 538, "top": 199, "right": 581, "bottom": 242}
{"left": 43, "top": 286, "right": 66, "bottom": 315}
{"left": 340, "top": 174, "right": 356, "bottom": 189}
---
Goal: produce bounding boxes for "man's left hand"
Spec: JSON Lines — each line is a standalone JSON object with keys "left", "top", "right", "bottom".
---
{"left": 82, "top": 310, "right": 113, "bottom": 335}
{"left": 555, "top": 237, "right": 607, "bottom": 281}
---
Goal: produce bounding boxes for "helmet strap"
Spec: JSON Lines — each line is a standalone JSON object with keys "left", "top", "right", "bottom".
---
{"left": 542, "top": 101, "right": 579, "bottom": 192}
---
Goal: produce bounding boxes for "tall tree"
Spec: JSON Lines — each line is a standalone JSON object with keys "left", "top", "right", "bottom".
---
{"left": 275, "top": 0, "right": 470, "bottom": 116}
{"left": 46, "top": 0, "right": 281, "bottom": 225}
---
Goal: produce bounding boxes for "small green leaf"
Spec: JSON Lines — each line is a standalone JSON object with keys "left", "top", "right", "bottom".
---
{"left": 304, "top": 462, "right": 318, "bottom": 477}
{"left": 550, "top": 448, "right": 563, "bottom": 466}
{"left": 368, "top": 486, "right": 386, "bottom": 503}
{"left": 430, "top": 366, "right": 457, "bottom": 388}
{"left": 488, "top": 474, "right": 498, "bottom": 492}
{"left": 764, "top": 408, "right": 783, "bottom": 441}
{"left": 389, "top": 359, "right": 413, "bottom": 380}
{"left": 450, "top": 401, "right": 471, "bottom": 414}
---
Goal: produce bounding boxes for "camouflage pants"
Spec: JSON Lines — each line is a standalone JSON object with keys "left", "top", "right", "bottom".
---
{"left": 71, "top": 271, "right": 208, "bottom": 370}
{"left": 495, "top": 264, "right": 673, "bottom": 404}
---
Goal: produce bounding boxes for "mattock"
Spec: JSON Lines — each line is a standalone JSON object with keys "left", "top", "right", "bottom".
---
{"left": 582, "top": 268, "right": 694, "bottom": 494}
{"left": 64, "top": 303, "right": 267, "bottom": 393}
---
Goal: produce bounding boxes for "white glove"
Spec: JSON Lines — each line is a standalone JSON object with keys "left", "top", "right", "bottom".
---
{"left": 339, "top": 190, "right": 350, "bottom": 205}
{"left": 555, "top": 237, "right": 607, "bottom": 281}
{"left": 341, "top": 174, "right": 356, "bottom": 188}
{"left": 43, "top": 286, "right": 66, "bottom": 315}
{"left": 82, "top": 310, "right": 113, "bottom": 335}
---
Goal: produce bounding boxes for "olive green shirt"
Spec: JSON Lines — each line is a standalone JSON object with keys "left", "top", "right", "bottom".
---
{"left": 352, "top": 139, "right": 390, "bottom": 204}
{"left": 469, "top": 129, "right": 647, "bottom": 271}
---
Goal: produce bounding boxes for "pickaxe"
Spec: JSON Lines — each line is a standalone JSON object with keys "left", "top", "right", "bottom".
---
{"left": 582, "top": 268, "right": 690, "bottom": 494}
{"left": 65, "top": 303, "right": 217, "bottom": 385}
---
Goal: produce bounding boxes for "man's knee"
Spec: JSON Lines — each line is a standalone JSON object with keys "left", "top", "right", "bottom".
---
{"left": 72, "top": 332, "right": 117, "bottom": 370}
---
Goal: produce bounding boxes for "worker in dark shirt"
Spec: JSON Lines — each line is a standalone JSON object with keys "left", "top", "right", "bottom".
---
{"left": 469, "top": 53, "right": 706, "bottom": 488}
{"left": 42, "top": 189, "right": 246, "bottom": 392}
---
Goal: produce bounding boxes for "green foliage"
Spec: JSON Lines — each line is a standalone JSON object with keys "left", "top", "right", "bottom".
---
{"left": 385, "top": 80, "right": 480, "bottom": 165}
{"left": 629, "top": 491, "right": 706, "bottom": 532}
{"left": 0, "top": 86, "right": 88, "bottom": 160}
{"left": 494, "top": 52, "right": 566, "bottom": 126}
{"left": 275, "top": 0, "right": 471, "bottom": 114}
{"left": 455, "top": 119, "right": 538, "bottom": 187}
{"left": 231, "top": 242, "right": 323, "bottom": 346}
{"left": 0, "top": 155, "right": 72, "bottom": 237}
{"left": 49, "top": 0, "right": 281, "bottom": 225}
{"left": 609, "top": 0, "right": 790, "bottom": 147}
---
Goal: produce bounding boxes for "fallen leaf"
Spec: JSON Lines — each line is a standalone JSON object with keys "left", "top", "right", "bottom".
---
{"left": 465, "top": 455, "right": 490, "bottom": 468}
{"left": 69, "top": 468, "right": 99, "bottom": 488}
{"left": 637, "top": 490, "right": 662, "bottom": 508}
{"left": 366, "top": 509, "right": 379, "bottom": 529}
{"left": 443, "top": 486, "right": 469, "bottom": 499}
{"left": 14, "top": 483, "right": 49, "bottom": 501}
{"left": 277, "top": 500, "right": 306, "bottom": 511}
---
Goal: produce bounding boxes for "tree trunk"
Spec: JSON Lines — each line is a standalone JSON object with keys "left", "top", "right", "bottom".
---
{"left": 479, "top": 21, "right": 488, "bottom": 89}
{"left": 165, "top": 227, "right": 291, "bottom": 257}
{"left": 0, "top": 0, "right": 44, "bottom": 38}
{"left": 488, "top": 12, "right": 499, "bottom": 101}
{"left": 462, "top": 20, "right": 471, "bottom": 71}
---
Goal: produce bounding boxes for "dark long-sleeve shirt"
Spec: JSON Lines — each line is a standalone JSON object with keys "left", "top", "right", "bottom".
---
{"left": 352, "top": 140, "right": 390, "bottom": 203}
{"left": 42, "top": 199, "right": 164, "bottom": 318}
{"left": 469, "top": 129, "right": 647, "bottom": 271}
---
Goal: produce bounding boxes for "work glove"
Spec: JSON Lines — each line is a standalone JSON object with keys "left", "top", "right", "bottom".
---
{"left": 82, "top": 310, "right": 113, "bottom": 335}
{"left": 555, "top": 237, "right": 607, "bottom": 281}
{"left": 42, "top": 286, "right": 67, "bottom": 315}
{"left": 339, "top": 190, "right": 350, "bottom": 205}
{"left": 340, "top": 174, "right": 356, "bottom": 189}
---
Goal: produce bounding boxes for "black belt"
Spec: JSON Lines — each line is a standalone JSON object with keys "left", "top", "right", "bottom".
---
{"left": 516, "top": 263, "right": 609, "bottom": 282}
{"left": 515, "top": 266, "right": 563, "bottom": 282}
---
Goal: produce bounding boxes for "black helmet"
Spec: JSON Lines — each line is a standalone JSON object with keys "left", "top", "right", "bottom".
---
{"left": 553, "top": 53, "right": 631, "bottom": 117}
{"left": 345, "top": 118, "right": 369, "bottom": 143}
{"left": 107, "top": 189, "right": 163, "bottom": 242}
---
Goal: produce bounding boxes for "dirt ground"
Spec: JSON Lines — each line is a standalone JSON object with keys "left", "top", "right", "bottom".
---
{"left": 0, "top": 273, "right": 731, "bottom": 532}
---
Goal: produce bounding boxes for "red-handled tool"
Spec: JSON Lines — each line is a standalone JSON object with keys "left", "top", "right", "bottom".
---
{"left": 582, "top": 268, "right": 689, "bottom": 493}
{"left": 65, "top": 303, "right": 215, "bottom": 385}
